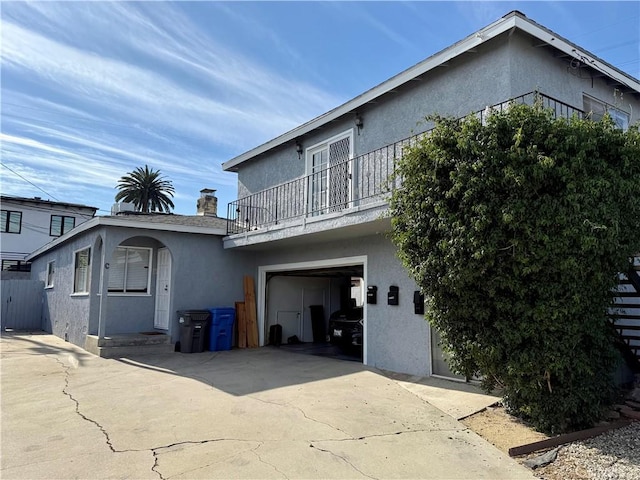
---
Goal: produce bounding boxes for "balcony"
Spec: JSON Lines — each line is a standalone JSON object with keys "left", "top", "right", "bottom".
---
{"left": 227, "top": 92, "right": 584, "bottom": 236}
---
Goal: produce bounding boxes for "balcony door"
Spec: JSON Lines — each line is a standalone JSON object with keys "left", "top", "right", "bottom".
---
{"left": 307, "top": 130, "right": 353, "bottom": 215}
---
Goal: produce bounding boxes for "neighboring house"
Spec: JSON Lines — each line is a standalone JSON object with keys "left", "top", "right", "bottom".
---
{"left": 26, "top": 11, "right": 640, "bottom": 378}
{"left": 220, "top": 10, "right": 640, "bottom": 378}
{"left": 1, "top": 195, "right": 97, "bottom": 277}
{"left": 27, "top": 190, "right": 256, "bottom": 355}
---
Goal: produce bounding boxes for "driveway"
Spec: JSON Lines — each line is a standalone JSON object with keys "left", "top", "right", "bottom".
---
{"left": 1, "top": 333, "right": 534, "bottom": 479}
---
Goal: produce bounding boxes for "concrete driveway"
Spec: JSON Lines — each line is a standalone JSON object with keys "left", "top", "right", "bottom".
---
{"left": 1, "top": 333, "right": 534, "bottom": 479}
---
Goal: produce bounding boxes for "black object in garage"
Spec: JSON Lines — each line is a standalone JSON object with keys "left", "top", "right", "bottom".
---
{"left": 309, "top": 305, "right": 325, "bottom": 343}
{"left": 177, "top": 310, "right": 211, "bottom": 353}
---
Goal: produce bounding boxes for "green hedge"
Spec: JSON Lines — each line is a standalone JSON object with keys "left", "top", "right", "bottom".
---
{"left": 390, "top": 102, "right": 640, "bottom": 433}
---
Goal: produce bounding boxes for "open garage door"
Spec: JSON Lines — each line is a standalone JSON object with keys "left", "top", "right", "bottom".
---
{"left": 257, "top": 256, "right": 367, "bottom": 364}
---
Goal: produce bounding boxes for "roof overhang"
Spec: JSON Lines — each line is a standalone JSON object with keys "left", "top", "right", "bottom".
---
{"left": 222, "top": 11, "right": 640, "bottom": 173}
{"left": 0, "top": 195, "right": 98, "bottom": 213}
{"left": 26, "top": 216, "right": 226, "bottom": 261}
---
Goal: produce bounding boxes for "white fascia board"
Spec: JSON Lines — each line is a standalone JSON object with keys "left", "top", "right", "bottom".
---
{"left": 513, "top": 16, "right": 640, "bottom": 93}
{"left": 26, "top": 216, "right": 225, "bottom": 261}
{"left": 221, "top": 15, "right": 517, "bottom": 172}
{"left": 222, "top": 12, "right": 640, "bottom": 173}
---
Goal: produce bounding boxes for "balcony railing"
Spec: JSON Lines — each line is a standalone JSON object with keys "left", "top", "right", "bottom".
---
{"left": 227, "top": 92, "right": 584, "bottom": 235}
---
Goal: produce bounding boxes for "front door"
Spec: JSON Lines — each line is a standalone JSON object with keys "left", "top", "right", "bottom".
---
{"left": 154, "top": 248, "right": 171, "bottom": 330}
{"left": 307, "top": 131, "right": 353, "bottom": 215}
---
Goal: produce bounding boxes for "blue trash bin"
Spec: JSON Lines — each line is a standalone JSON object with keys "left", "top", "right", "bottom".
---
{"left": 208, "top": 307, "right": 235, "bottom": 351}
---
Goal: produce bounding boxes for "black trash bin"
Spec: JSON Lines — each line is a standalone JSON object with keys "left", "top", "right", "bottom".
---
{"left": 177, "top": 310, "right": 211, "bottom": 353}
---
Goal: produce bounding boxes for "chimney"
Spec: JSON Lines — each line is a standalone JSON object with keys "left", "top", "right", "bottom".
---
{"left": 197, "top": 188, "right": 218, "bottom": 216}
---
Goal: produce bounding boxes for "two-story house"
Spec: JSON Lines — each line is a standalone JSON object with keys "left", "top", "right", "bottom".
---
{"left": 221, "top": 10, "right": 640, "bottom": 377}
{"left": 1, "top": 195, "right": 97, "bottom": 277}
{"left": 26, "top": 11, "right": 640, "bottom": 378}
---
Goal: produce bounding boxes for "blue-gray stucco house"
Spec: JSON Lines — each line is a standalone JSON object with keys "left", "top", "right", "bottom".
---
{"left": 27, "top": 11, "right": 640, "bottom": 378}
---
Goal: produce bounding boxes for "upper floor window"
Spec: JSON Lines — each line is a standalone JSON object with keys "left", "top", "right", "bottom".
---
{"left": 583, "top": 95, "right": 630, "bottom": 131}
{"left": 1, "top": 210, "right": 22, "bottom": 234}
{"left": 50, "top": 215, "right": 75, "bottom": 237}
{"left": 108, "top": 247, "right": 152, "bottom": 294}
{"left": 73, "top": 247, "right": 91, "bottom": 294}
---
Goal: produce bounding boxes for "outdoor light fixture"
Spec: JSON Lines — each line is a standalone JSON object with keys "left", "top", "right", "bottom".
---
{"left": 296, "top": 142, "right": 303, "bottom": 159}
{"left": 355, "top": 114, "right": 363, "bottom": 134}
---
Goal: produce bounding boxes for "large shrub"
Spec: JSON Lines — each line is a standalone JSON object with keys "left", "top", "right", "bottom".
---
{"left": 390, "top": 102, "right": 640, "bottom": 433}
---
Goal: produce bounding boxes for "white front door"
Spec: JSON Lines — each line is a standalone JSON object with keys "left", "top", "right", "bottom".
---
{"left": 154, "top": 248, "right": 171, "bottom": 330}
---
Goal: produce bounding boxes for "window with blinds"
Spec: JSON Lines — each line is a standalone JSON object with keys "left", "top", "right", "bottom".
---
{"left": 108, "top": 247, "right": 152, "bottom": 293}
{"left": 73, "top": 247, "right": 91, "bottom": 294}
{"left": 1, "top": 210, "right": 22, "bottom": 234}
{"left": 50, "top": 215, "right": 76, "bottom": 236}
{"left": 46, "top": 261, "right": 55, "bottom": 288}
{"left": 583, "top": 95, "right": 630, "bottom": 131}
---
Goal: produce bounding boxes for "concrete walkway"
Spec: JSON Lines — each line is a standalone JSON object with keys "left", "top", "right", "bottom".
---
{"left": 1, "top": 333, "right": 534, "bottom": 479}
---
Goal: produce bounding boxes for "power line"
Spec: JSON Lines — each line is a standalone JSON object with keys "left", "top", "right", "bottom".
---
{"left": 1, "top": 162, "right": 61, "bottom": 202}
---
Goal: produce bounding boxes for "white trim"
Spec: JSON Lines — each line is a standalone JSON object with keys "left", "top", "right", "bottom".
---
{"left": 46, "top": 260, "right": 55, "bottom": 288}
{"left": 72, "top": 245, "right": 91, "bottom": 294}
{"left": 222, "top": 11, "right": 640, "bottom": 172}
{"left": 257, "top": 255, "right": 368, "bottom": 364}
{"left": 27, "top": 216, "right": 226, "bottom": 261}
{"left": 107, "top": 246, "right": 153, "bottom": 294}
{"left": 107, "top": 293, "right": 152, "bottom": 297}
{"left": 305, "top": 129, "right": 354, "bottom": 160}
{"left": 305, "top": 129, "right": 355, "bottom": 215}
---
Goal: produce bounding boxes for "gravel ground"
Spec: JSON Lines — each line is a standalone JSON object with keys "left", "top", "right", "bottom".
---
{"left": 530, "top": 422, "right": 640, "bottom": 480}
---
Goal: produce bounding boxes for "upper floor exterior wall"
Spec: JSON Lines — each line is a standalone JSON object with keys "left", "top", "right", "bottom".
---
{"left": 0, "top": 195, "right": 97, "bottom": 269}
{"left": 222, "top": 12, "right": 640, "bottom": 248}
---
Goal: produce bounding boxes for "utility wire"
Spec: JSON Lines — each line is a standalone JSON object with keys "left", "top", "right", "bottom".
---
{"left": 1, "top": 162, "right": 61, "bottom": 202}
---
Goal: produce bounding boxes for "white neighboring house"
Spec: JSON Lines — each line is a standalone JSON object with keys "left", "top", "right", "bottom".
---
{"left": 1, "top": 195, "right": 97, "bottom": 275}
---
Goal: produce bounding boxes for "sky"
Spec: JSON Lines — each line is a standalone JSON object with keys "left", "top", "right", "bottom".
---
{"left": 2, "top": 1, "right": 639, "bottom": 217}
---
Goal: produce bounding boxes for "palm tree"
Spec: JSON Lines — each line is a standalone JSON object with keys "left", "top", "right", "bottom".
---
{"left": 115, "top": 165, "right": 175, "bottom": 213}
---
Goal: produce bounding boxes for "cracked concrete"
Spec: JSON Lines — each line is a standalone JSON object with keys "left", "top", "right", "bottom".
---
{"left": 1, "top": 333, "right": 535, "bottom": 479}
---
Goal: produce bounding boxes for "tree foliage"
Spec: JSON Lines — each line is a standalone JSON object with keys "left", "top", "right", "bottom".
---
{"left": 115, "top": 165, "right": 175, "bottom": 213}
{"left": 389, "top": 102, "right": 640, "bottom": 433}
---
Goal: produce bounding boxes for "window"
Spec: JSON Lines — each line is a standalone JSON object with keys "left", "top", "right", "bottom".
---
{"left": 307, "top": 130, "right": 353, "bottom": 214}
{"left": 1, "top": 260, "right": 30, "bottom": 272}
{"left": 50, "top": 215, "right": 76, "bottom": 237}
{"left": 583, "top": 95, "right": 630, "bottom": 131}
{"left": 108, "top": 247, "right": 152, "bottom": 293}
{"left": 1, "top": 210, "right": 22, "bottom": 234}
{"left": 73, "top": 247, "right": 91, "bottom": 294}
{"left": 46, "top": 261, "right": 55, "bottom": 288}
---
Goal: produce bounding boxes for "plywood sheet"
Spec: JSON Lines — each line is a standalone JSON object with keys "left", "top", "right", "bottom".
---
{"left": 243, "top": 276, "right": 259, "bottom": 348}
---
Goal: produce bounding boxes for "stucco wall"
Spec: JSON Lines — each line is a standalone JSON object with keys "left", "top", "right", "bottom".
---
{"left": 31, "top": 231, "right": 96, "bottom": 346}
{"left": 254, "top": 234, "right": 431, "bottom": 377}
{"left": 234, "top": 29, "right": 639, "bottom": 201}
{"left": 31, "top": 225, "right": 257, "bottom": 349}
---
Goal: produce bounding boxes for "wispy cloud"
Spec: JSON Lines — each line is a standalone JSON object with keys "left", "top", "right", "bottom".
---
{"left": 1, "top": 2, "right": 344, "bottom": 213}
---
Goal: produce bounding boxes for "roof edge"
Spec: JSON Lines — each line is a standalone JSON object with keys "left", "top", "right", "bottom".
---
{"left": 222, "top": 10, "right": 639, "bottom": 172}
{"left": 26, "top": 216, "right": 226, "bottom": 262}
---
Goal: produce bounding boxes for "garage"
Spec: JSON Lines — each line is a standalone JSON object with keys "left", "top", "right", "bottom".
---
{"left": 257, "top": 257, "right": 367, "bottom": 363}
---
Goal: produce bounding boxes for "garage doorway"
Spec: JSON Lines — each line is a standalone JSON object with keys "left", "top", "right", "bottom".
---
{"left": 257, "top": 256, "right": 367, "bottom": 364}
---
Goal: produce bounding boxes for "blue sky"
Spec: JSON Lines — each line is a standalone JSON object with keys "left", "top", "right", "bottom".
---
{"left": 2, "top": 1, "right": 639, "bottom": 216}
